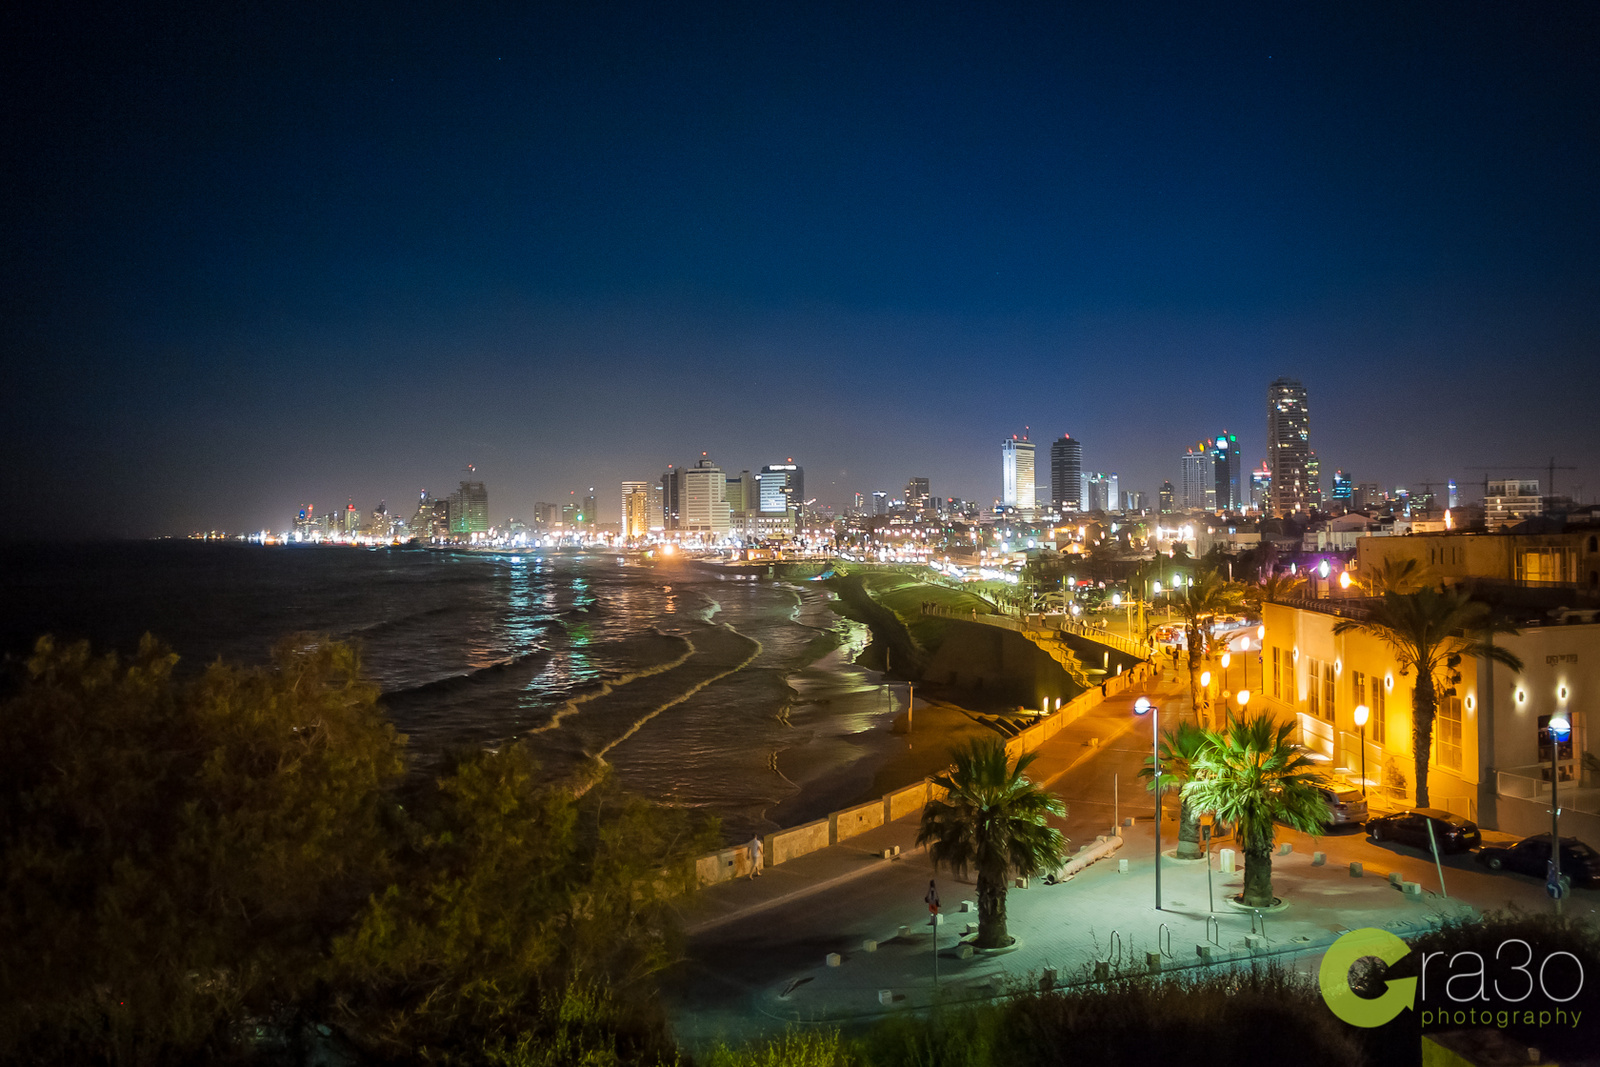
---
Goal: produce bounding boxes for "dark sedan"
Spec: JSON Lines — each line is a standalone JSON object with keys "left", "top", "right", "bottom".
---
{"left": 1366, "top": 808, "right": 1482, "bottom": 853}
{"left": 1476, "top": 835, "right": 1600, "bottom": 889}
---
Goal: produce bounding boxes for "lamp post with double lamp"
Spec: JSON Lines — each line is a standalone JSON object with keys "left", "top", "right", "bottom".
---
{"left": 1134, "top": 696, "right": 1162, "bottom": 910}
{"left": 1353, "top": 704, "right": 1369, "bottom": 796}
{"left": 1549, "top": 710, "right": 1572, "bottom": 915}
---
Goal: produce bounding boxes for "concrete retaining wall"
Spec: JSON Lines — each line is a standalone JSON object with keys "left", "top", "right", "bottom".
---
{"left": 691, "top": 664, "right": 1151, "bottom": 886}
{"left": 766, "top": 818, "right": 831, "bottom": 866}
{"left": 831, "top": 799, "right": 886, "bottom": 843}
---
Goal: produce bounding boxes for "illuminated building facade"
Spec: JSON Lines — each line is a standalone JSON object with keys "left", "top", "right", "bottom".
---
{"left": 1267, "top": 377, "right": 1311, "bottom": 516}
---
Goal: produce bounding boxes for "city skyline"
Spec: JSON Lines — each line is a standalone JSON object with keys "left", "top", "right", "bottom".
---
{"left": 5, "top": 4, "right": 1600, "bottom": 537}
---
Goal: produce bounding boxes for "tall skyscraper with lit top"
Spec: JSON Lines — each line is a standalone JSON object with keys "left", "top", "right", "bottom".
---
{"left": 1267, "top": 378, "right": 1311, "bottom": 517}
{"left": 1049, "top": 434, "right": 1082, "bottom": 511}
{"left": 1002, "top": 434, "right": 1036, "bottom": 516}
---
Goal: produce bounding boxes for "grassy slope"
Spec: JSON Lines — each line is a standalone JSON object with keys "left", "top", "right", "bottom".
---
{"left": 857, "top": 572, "right": 996, "bottom": 653}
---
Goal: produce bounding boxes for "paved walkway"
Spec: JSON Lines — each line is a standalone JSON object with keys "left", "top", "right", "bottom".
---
{"left": 666, "top": 670, "right": 1596, "bottom": 1050}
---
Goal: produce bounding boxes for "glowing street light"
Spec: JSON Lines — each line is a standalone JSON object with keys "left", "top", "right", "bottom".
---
{"left": 1353, "top": 704, "right": 1370, "bottom": 796}
{"left": 1134, "top": 696, "right": 1162, "bottom": 910}
{"left": 1550, "top": 710, "right": 1573, "bottom": 913}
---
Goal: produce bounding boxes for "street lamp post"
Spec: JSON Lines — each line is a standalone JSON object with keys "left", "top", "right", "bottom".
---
{"left": 1549, "top": 711, "right": 1572, "bottom": 916}
{"left": 1199, "top": 671, "right": 1212, "bottom": 728}
{"left": 1134, "top": 696, "right": 1161, "bottom": 911}
{"left": 1353, "top": 704, "right": 1369, "bottom": 796}
{"left": 1234, "top": 689, "right": 1249, "bottom": 728}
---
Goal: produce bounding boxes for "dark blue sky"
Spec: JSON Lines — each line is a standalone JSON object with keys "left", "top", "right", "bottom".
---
{"left": 4, "top": 2, "right": 1598, "bottom": 534}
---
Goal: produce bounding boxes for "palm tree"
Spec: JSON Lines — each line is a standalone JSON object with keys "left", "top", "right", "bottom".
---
{"left": 1170, "top": 569, "right": 1245, "bottom": 721}
{"left": 1332, "top": 587, "right": 1523, "bottom": 808}
{"left": 1358, "top": 557, "right": 1433, "bottom": 596}
{"left": 1183, "top": 715, "right": 1330, "bottom": 907}
{"left": 1139, "top": 721, "right": 1211, "bottom": 860}
{"left": 917, "top": 740, "right": 1067, "bottom": 949}
{"left": 1242, "top": 572, "right": 1306, "bottom": 615}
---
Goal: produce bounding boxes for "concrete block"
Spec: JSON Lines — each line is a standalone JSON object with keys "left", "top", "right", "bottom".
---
{"left": 1118, "top": 858, "right": 1130, "bottom": 873}
{"left": 1094, "top": 960, "right": 1111, "bottom": 981}
{"left": 1090, "top": 737, "right": 1101, "bottom": 747}
{"left": 881, "top": 848, "right": 895, "bottom": 859}
{"left": 1388, "top": 871, "right": 1403, "bottom": 886}
{"left": 957, "top": 944, "right": 975, "bottom": 960}
{"left": 898, "top": 924, "right": 910, "bottom": 938}
{"left": 927, "top": 914, "right": 944, "bottom": 926}
{"left": 1146, "top": 951, "right": 1163, "bottom": 972}
{"left": 1349, "top": 861, "right": 1364, "bottom": 877}
{"left": 878, "top": 989, "right": 893, "bottom": 1005}
{"left": 1312, "top": 851, "right": 1326, "bottom": 866}
{"left": 1401, "top": 881, "right": 1423, "bottom": 898}
{"left": 1278, "top": 842, "right": 1293, "bottom": 856}
{"left": 1245, "top": 934, "right": 1265, "bottom": 950}
{"left": 1014, "top": 876, "right": 1029, "bottom": 889}
{"left": 892, "top": 845, "right": 901, "bottom": 856}
{"left": 826, "top": 953, "right": 842, "bottom": 967}
{"left": 1123, "top": 816, "right": 1135, "bottom": 827}
{"left": 1196, "top": 944, "right": 1216, "bottom": 959}
{"left": 862, "top": 939, "right": 878, "bottom": 953}
{"left": 961, "top": 899, "right": 976, "bottom": 913}
{"left": 1219, "top": 848, "right": 1236, "bottom": 873}
{"left": 1040, "top": 967, "right": 1057, "bottom": 989}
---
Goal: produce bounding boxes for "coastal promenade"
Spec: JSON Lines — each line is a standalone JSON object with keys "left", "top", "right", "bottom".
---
{"left": 666, "top": 667, "right": 1580, "bottom": 1051}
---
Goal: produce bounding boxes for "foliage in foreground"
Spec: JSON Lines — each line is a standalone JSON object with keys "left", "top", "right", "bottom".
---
{"left": 0, "top": 635, "right": 715, "bottom": 1066}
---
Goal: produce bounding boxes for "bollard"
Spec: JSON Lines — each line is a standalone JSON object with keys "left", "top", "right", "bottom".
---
{"left": 1196, "top": 944, "right": 1216, "bottom": 959}
{"left": 1123, "top": 816, "right": 1135, "bottom": 827}
{"left": 878, "top": 989, "right": 893, "bottom": 1005}
{"left": 961, "top": 900, "right": 976, "bottom": 913}
{"left": 882, "top": 848, "right": 895, "bottom": 859}
{"left": 1146, "top": 951, "right": 1162, "bottom": 972}
{"left": 1402, "top": 881, "right": 1423, "bottom": 898}
{"left": 826, "top": 953, "right": 842, "bottom": 967}
{"left": 862, "top": 939, "right": 878, "bottom": 953}
{"left": 1245, "top": 934, "right": 1265, "bottom": 950}
{"left": 1015, "top": 876, "right": 1030, "bottom": 889}
{"left": 892, "top": 845, "right": 901, "bottom": 856}
{"left": 1349, "top": 862, "right": 1363, "bottom": 878}
{"left": 1118, "top": 858, "right": 1130, "bottom": 874}
{"left": 1278, "top": 842, "right": 1293, "bottom": 856}
{"left": 1312, "top": 851, "right": 1326, "bottom": 867}
{"left": 957, "top": 944, "right": 975, "bottom": 960}
{"left": 1388, "top": 871, "right": 1403, "bottom": 886}
{"left": 1094, "top": 960, "right": 1111, "bottom": 980}
{"left": 898, "top": 924, "right": 910, "bottom": 938}
{"left": 1219, "top": 848, "right": 1236, "bottom": 873}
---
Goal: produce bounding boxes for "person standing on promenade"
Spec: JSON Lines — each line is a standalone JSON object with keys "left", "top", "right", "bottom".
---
{"left": 748, "top": 834, "right": 763, "bottom": 878}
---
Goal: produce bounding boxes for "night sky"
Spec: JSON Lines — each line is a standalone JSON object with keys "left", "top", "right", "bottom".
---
{"left": 4, "top": 2, "right": 1598, "bottom": 536}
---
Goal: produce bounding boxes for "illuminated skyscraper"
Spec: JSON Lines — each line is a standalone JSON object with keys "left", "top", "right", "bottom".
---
{"left": 621, "top": 481, "right": 651, "bottom": 539}
{"left": 1250, "top": 464, "right": 1272, "bottom": 511}
{"left": 1180, "top": 444, "right": 1213, "bottom": 510}
{"left": 1210, "top": 433, "right": 1242, "bottom": 510}
{"left": 1049, "top": 434, "right": 1082, "bottom": 511}
{"left": 905, "top": 477, "right": 930, "bottom": 509}
{"left": 449, "top": 481, "right": 489, "bottom": 535}
{"left": 1266, "top": 378, "right": 1311, "bottom": 516}
{"left": 1001, "top": 435, "right": 1036, "bottom": 515}
{"left": 679, "top": 458, "right": 730, "bottom": 534}
{"left": 1332, "top": 470, "right": 1352, "bottom": 502}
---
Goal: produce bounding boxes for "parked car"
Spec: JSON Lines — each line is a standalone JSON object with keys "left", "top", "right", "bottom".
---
{"left": 1366, "top": 808, "right": 1482, "bottom": 853}
{"left": 1319, "top": 786, "right": 1368, "bottom": 827}
{"left": 1475, "top": 835, "right": 1600, "bottom": 889}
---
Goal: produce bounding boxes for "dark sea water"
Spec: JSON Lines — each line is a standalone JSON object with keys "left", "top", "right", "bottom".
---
{"left": 0, "top": 542, "right": 889, "bottom": 840}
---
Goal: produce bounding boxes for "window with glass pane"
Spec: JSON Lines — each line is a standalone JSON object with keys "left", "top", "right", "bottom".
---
{"left": 1353, "top": 671, "right": 1366, "bottom": 711}
{"left": 1437, "top": 695, "right": 1463, "bottom": 771}
{"left": 1307, "top": 658, "right": 1320, "bottom": 718}
{"left": 1372, "top": 683, "right": 1386, "bottom": 743}
{"left": 1272, "top": 648, "right": 1281, "bottom": 698}
{"left": 1324, "top": 663, "right": 1336, "bottom": 721}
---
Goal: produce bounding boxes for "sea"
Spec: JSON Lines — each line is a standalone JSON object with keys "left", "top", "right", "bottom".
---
{"left": 0, "top": 542, "right": 898, "bottom": 842}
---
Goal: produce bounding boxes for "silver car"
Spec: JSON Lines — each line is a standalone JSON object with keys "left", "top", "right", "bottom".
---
{"left": 1320, "top": 786, "right": 1368, "bottom": 826}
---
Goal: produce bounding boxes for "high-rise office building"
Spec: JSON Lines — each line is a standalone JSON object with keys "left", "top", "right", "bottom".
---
{"left": 1158, "top": 481, "right": 1175, "bottom": 514}
{"left": 1267, "top": 377, "right": 1311, "bottom": 516}
{"left": 759, "top": 463, "right": 803, "bottom": 514}
{"left": 1001, "top": 435, "right": 1036, "bottom": 515}
{"left": 1082, "top": 472, "right": 1119, "bottom": 512}
{"left": 621, "top": 481, "right": 651, "bottom": 539}
{"left": 1447, "top": 480, "right": 1460, "bottom": 510}
{"left": 533, "top": 501, "right": 557, "bottom": 529}
{"left": 582, "top": 490, "right": 597, "bottom": 529}
{"left": 872, "top": 491, "right": 888, "bottom": 516}
{"left": 659, "top": 466, "right": 681, "bottom": 530}
{"left": 1305, "top": 452, "right": 1322, "bottom": 510}
{"left": 449, "top": 481, "right": 489, "bottom": 535}
{"left": 905, "top": 477, "right": 931, "bottom": 509}
{"left": 1250, "top": 464, "right": 1272, "bottom": 511}
{"left": 679, "top": 458, "right": 730, "bottom": 534}
{"left": 1331, "top": 470, "right": 1352, "bottom": 502}
{"left": 1210, "top": 433, "right": 1242, "bottom": 510}
{"left": 1180, "top": 444, "right": 1213, "bottom": 510}
{"left": 1049, "top": 435, "right": 1083, "bottom": 511}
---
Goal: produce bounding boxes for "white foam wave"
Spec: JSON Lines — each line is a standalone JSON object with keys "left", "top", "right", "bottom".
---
{"left": 527, "top": 632, "right": 696, "bottom": 734}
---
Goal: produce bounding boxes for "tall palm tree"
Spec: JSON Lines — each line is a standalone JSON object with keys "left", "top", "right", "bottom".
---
{"left": 917, "top": 740, "right": 1067, "bottom": 949}
{"left": 1242, "top": 572, "right": 1306, "bottom": 615}
{"left": 1358, "top": 557, "right": 1433, "bottom": 596}
{"left": 1139, "top": 721, "right": 1211, "bottom": 860}
{"left": 1332, "top": 587, "right": 1523, "bottom": 808}
{"left": 1170, "top": 569, "right": 1245, "bottom": 721}
{"left": 1183, "top": 716, "right": 1330, "bottom": 907}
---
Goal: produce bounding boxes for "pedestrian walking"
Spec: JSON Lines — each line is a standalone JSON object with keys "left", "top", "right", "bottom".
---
{"left": 748, "top": 834, "right": 763, "bottom": 878}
